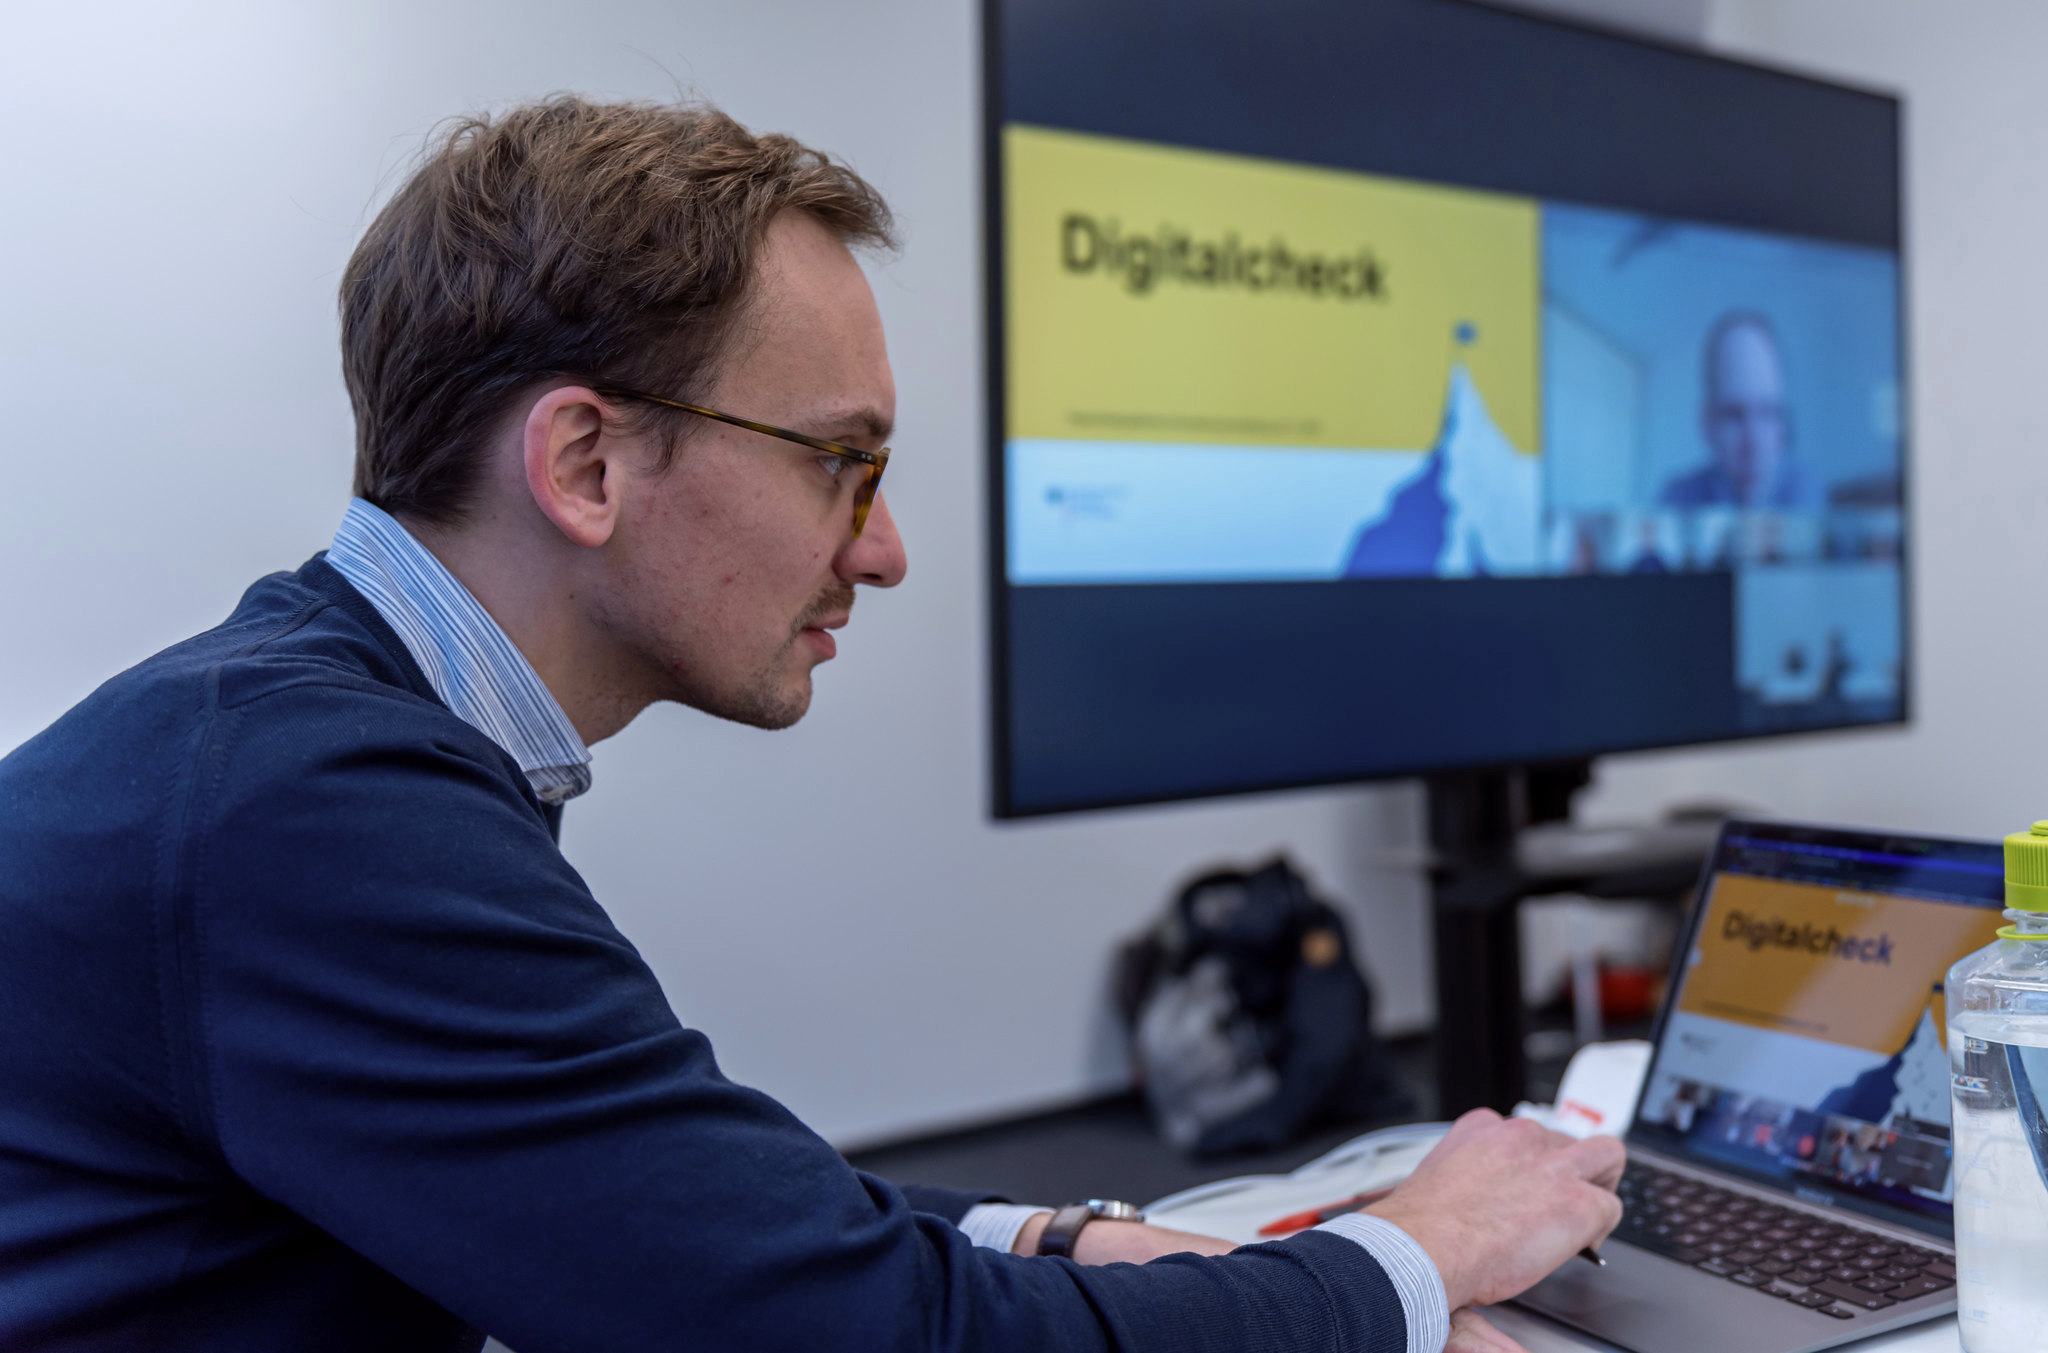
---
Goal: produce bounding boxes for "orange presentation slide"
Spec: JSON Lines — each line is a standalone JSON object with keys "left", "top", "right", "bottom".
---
{"left": 1677, "top": 873, "right": 2000, "bottom": 1056}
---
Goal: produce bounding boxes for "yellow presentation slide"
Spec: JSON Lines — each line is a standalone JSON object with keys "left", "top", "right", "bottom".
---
{"left": 1677, "top": 874, "right": 1997, "bottom": 1056}
{"left": 1005, "top": 124, "right": 1540, "bottom": 453}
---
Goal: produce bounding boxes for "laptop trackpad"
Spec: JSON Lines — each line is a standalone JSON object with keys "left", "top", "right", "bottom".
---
{"left": 1513, "top": 1242, "right": 1837, "bottom": 1353}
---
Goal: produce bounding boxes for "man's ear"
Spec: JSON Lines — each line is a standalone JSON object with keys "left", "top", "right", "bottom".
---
{"left": 523, "top": 386, "right": 622, "bottom": 548}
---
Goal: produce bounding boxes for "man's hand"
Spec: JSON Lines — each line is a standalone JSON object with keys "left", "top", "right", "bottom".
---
{"left": 1447, "top": 1308, "right": 1528, "bottom": 1353}
{"left": 1365, "top": 1109, "right": 1624, "bottom": 1311}
{"left": 1010, "top": 1214, "right": 1236, "bottom": 1262}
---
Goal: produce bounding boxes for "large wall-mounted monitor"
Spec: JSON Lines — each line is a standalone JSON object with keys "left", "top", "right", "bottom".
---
{"left": 986, "top": 0, "right": 1906, "bottom": 817}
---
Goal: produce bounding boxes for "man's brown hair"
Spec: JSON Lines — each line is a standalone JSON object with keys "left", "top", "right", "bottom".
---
{"left": 341, "top": 97, "right": 894, "bottom": 526}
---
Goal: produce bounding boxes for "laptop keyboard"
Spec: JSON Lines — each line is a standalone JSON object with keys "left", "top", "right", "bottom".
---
{"left": 1613, "top": 1164, "right": 1956, "bottom": 1321}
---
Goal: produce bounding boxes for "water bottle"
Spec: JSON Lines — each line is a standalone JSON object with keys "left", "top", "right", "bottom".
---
{"left": 1948, "top": 821, "right": 2048, "bottom": 1350}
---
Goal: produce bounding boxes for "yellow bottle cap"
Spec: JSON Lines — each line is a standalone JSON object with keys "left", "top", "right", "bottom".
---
{"left": 2005, "top": 821, "right": 2048, "bottom": 913}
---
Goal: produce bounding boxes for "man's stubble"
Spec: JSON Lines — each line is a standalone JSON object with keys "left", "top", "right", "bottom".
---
{"left": 709, "top": 581, "right": 858, "bottom": 731}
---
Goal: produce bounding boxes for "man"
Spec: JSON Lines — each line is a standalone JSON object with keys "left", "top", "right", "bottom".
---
{"left": 1661, "top": 310, "right": 1817, "bottom": 511}
{"left": 0, "top": 98, "right": 1621, "bottom": 1352}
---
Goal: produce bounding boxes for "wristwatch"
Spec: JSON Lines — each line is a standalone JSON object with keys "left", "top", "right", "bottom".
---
{"left": 1034, "top": 1199, "right": 1146, "bottom": 1258}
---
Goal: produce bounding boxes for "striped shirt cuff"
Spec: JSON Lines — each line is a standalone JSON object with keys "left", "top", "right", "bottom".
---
{"left": 959, "top": 1202, "right": 1052, "bottom": 1253}
{"left": 1314, "top": 1212, "right": 1451, "bottom": 1353}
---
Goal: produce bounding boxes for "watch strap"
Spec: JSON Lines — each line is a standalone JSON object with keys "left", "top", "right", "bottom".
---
{"left": 1034, "top": 1203, "right": 1098, "bottom": 1260}
{"left": 1034, "top": 1200, "right": 1145, "bottom": 1259}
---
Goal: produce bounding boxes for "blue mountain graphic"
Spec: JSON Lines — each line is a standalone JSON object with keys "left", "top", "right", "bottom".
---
{"left": 1816, "top": 1049, "right": 1903, "bottom": 1124}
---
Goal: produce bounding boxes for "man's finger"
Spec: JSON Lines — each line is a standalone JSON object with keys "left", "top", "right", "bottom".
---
{"left": 1448, "top": 1308, "right": 1529, "bottom": 1353}
{"left": 1564, "top": 1182, "right": 1625, "bottom": 1250}
{"left": 1443, "top": 1107, "right": 1504, "bottom": 1144}
{"left": 1592, "top": 1185, "right": 1625, "bottom": 1240}
{"left": 1565, "top": 1133, "right": 1626, "bottom": 1186}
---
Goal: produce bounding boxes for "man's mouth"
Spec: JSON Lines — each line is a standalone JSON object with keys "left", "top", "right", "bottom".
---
{"left": 794, "top": 584, "right": 857, "bottom": 659}
{"left": 798, "top": 610, "right": 851, "bottom": 660}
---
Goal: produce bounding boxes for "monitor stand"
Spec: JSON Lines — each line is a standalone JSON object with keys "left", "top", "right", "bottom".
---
{"left": 1423, "top": 761, "right": 1715, "bottom": 1117}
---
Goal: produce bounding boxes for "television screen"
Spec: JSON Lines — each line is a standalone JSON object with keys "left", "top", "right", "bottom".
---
{"left": 988, "top": 0, "right": 1906, "bottom": 816}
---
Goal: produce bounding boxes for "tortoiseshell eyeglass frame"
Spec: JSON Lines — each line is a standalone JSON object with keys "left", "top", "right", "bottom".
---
{"left": 596, "top": 387, "right": 891, "bottom": 536}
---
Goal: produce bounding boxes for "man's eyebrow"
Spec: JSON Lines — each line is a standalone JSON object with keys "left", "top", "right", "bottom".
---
{"left": 810, "top": 407, "right": 893, "bottom": 444}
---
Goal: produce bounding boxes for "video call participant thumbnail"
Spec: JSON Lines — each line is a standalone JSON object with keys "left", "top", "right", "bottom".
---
{"left": 1661, "top": 310, "right": 1819, "bottom": 512}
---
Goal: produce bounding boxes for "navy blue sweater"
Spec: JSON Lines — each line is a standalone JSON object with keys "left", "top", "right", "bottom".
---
{"left": 0, "top": 558, "right": 1407, "bottom": 1352}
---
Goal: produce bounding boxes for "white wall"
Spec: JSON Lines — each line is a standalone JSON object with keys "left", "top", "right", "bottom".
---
{"left": 0, "top": 0, "right": 1434, "bottom": 1146}
{"left": 8, "top": 0, "right": 2044, "bottom": 1148}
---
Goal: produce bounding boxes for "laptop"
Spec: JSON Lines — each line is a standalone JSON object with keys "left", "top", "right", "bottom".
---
{"left": 1514, "top": 817, "right": 2005, "bottom": 1353}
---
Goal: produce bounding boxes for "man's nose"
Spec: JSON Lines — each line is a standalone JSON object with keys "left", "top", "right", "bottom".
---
{"left": 838, "top": 492, "right": 908, "bottom": 588}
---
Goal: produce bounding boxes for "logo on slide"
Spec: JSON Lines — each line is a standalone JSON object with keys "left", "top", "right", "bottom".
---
{"left": 1723, "top": 909, "right": 1894, "bottom": 965}
{"left": 1059, "top": 213, "right": 1388, "bottom": 301}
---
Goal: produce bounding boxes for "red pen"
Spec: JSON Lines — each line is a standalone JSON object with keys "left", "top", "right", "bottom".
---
{"left": 1256, "top": 1187, "right": 1396, "bottom": 1236}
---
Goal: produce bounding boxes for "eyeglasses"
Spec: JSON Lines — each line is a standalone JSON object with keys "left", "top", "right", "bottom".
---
{"left": 596, "top": 387, "right": 891, "bottom": 537}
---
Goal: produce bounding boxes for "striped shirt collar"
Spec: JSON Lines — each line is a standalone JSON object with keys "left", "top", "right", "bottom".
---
{"left": 326, "top": 498, "right": 592, "bottom": 804}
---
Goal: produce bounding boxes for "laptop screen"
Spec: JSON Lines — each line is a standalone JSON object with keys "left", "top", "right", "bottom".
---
{"left": 1630, "top": 819, "right": 2006, "bottom": 1237}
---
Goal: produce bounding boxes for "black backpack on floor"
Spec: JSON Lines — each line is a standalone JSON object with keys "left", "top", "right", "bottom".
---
{"left": 1115, "top": 856, "right": 1415, "bottom": 1156}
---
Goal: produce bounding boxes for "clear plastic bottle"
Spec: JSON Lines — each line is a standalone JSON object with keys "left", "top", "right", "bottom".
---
{"left": 1948, "top": 821, "right": 2048, "bottom": 1352}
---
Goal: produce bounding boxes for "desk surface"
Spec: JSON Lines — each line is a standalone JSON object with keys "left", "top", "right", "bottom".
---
{"left": 1483, "top": 1302, "right": 1958, "bottom": 1352}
